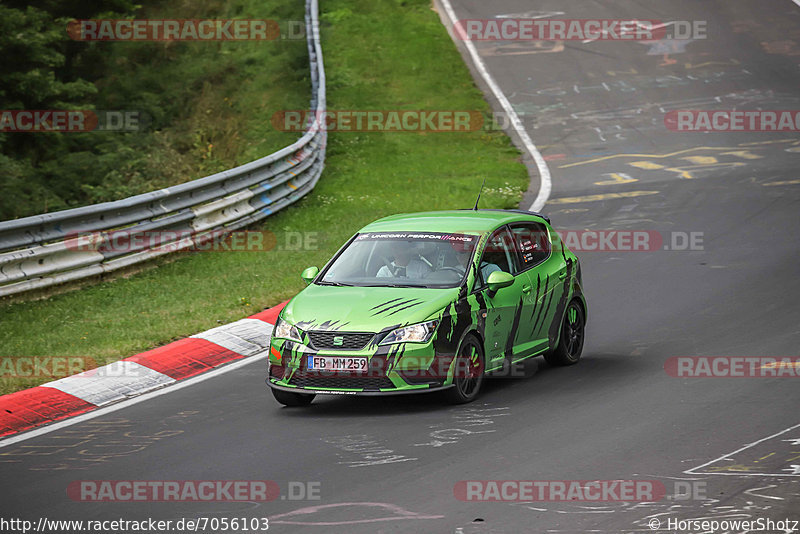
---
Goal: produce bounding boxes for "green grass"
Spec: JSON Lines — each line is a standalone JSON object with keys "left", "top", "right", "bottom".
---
{"left": 0, "top": 0, "right": 528, "bottom": 395}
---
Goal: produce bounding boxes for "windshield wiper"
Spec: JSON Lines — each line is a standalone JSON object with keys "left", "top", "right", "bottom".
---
{"left": 316, "top": 281, "right": 355, "bottom": 287}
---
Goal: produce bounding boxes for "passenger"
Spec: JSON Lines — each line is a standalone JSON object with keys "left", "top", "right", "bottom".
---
{"left": 376, "top": 249, "right": 431, "bottom": 278}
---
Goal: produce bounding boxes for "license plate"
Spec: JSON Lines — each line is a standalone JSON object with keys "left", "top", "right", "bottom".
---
{"left": 308, "top": 356, "right": 368, "bottom": 372}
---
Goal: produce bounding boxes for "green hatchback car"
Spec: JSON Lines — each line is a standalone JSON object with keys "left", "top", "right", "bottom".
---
{"left": 267, "top": 209, "right": 586, "bottom": 405}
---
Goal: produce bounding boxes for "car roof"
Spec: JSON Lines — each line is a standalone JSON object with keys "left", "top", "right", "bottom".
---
{"left": 360, "top": 210, "right": 550, "bottom": 234}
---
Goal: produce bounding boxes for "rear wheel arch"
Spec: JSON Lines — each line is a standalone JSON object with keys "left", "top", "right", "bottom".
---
{"left": 545, "top": 299, "right": 585, "bottom": 366}
{"left": 552, "top": 295, "right": 586, "bottom": 347}
{"left": 571, "top": 295, "right": 587, "bottom": 323}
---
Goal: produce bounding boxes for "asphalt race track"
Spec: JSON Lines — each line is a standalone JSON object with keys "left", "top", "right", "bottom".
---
{"left": 2, "top": 1, "right": 799, "bottom": 533}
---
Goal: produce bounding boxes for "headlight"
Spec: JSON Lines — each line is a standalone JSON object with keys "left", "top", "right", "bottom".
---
{"left": 274, "top": 317, "right": 303, "bottom": 343}
{"left": 380, "top": 320, "right": 439, "bottom": 345}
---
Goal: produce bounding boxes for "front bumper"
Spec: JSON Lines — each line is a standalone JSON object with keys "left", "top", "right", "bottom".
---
{"left": 266, "top": 379, "right": 453, "bottom": 396}
{"left": 266, "top": 338, "right": 457, "bottom": 395}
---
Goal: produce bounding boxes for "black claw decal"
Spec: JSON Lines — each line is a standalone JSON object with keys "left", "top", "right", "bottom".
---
{"left": 548, "top": 258, "right": 574, "bottom": 346}
{"left": 532, "top": 276, "right": 549, "bottom": 337}
{"left": 371, "top": 299, "right": 421, "bottom": 316}
{"left": 529, "top": 274, "right": 541, "bottom": 333}
{"left": 541, "top": 288, "right": 556, "bottom": 342}
{"left": 386, "top": 301, "right": 425, "bottom": 316}
{"left": 475, "top": 292, "right": 487, "bottom": 334}
{"left": 318, "top": 320, "right": 340, "bottom": 331}
{"left": 370, "top": 298, "right": 403, "bottom": 311}
{"left": 504, "top": 296, "right": 525, "bottom": 360}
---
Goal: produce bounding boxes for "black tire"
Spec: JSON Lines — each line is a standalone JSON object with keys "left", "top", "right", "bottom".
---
{"left": 444, "top": 333, "right": 486, "bottom": 404}
{"left": 544, "top": 300, "right": 585, "bottom": 367}
{"left": 271, "top": 388, "right": 315, "bottom": 407}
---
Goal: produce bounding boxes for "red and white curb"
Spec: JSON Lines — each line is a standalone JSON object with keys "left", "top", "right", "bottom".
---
{"left": 0, "top": 303, "right": 286, "bottom": 439}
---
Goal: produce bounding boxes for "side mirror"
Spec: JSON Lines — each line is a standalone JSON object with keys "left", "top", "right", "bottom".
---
{"left": 301, "top": 266, "right": 319, "bottom": 285}
{"left": 486, "top": 270, "right": 514, "bottom": 297}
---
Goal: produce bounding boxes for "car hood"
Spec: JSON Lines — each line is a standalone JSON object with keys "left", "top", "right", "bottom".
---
{"left": 281, "top": 284, "right": 461, "bottom": 333}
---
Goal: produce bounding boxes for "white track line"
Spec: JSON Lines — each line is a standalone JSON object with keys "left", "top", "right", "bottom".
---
{"left": 438, "top": 0, "right": 552, "bottom": 212}
{"left": 683, "top": 422, "right": 800, "bottom": 476}
{"left": 0, "top": 352, "right": 265, "bottom": 449}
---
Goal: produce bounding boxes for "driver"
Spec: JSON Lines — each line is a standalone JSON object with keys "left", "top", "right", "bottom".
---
{"left": 455, "top": 249, "right": 501, "bottom": 281}
{"left": 376, "top": 249, "right": 431, "bottom": 278}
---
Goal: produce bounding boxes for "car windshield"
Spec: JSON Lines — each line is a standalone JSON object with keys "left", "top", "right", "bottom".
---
{"left": 319, "top": 231, "right": 480, "bottom": 288}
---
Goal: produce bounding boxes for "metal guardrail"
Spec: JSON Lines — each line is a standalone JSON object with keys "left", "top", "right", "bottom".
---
{"left": 0, "top": 0, "right": 326, "bottom": 298}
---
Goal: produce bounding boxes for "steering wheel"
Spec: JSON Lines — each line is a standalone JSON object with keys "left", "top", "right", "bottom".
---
{"left": 437, "top": 267, "right": 463, "bottom": 275}
{"left": 380, "top": 256, "right": 396, "bottom": 276}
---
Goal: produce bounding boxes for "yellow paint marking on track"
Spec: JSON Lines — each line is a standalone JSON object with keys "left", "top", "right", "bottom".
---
{"left": 681, "top": 156, "right": 719, "bottom": 165}
{"left": 739, "top": 139, "right": 797, "bottom": 146}
{"left": 553, "top": 208, "right": 589, "bottom": 214}
{"left": 594, "top": 172, "right": 638, "bottom": 186}
{"left": 756, "top": 453, "right": 776, "bottom": 462}
{"left": 559, "top": 146, "right": 761, "bottom": 168}
{"left": 763, "top": 179, "right": 800, "bottom": 186}
{"left": 665, "top": 167, "right": 696, "bottom": 179}
{"left": 480, "top": 41, "right": 564, "bottom": 56}
{"left": 721, "top": 150, "right": 763, "bottom": 160}
{"left": 547, "top": 191, "right": 659, "bottom": 204}
{"left": 785, "top": 146, "right": 800, "bottom": 153}
{"left": 707, "top": 464, "right": 758, "bottom": 472}
{"left": 628, "top": 161, "right": 665, "bottom": 170}
{"left": 684, "top": 59, "right": 740, "bottom": 69}
{"left": 664, "top": 162, "right": 747, "bottom": 179}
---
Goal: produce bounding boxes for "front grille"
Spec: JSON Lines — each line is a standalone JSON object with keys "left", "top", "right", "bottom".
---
{"left": 288, "top": 370, "right": 395, "bottom": 390}
{"left": 269, "top": 364, "right": 285, "bottom": 380}
{"left": 398, "top": 371, "right": 445, "bottom": 387}
{"left": 307, "top": 331, "right": 374, "bottom": 350}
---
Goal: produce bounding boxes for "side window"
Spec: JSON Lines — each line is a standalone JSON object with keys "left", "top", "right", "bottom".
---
{"left": 510, "top": 222, "right": 551, "bottom": 270}
{"left": 478, "top": 227, "right": 518, "bottom": 286}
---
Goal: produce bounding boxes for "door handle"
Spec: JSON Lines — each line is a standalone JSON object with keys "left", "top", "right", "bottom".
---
{"left": 522, "top": 285, "right": 532, "bottom": 293}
